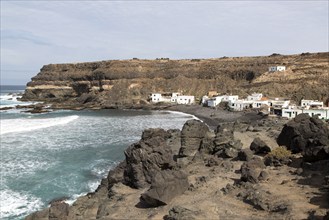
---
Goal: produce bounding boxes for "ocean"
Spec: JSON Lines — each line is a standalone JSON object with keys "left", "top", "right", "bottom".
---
{"left": 0, "top": 85, "right": 195, "bottom": 219}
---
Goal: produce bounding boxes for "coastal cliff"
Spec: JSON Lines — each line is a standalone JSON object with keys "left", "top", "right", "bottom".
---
{"left": 22, "top": 52, "right": 329, "bottom": 107}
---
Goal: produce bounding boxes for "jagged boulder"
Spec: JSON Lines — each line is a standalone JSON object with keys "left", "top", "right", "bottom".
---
{"left": 140, "top": 170, "right": 189, "bottom": 206}
{"left": 106, "top": 161, "right": 126, "bottom": 188}
{"left": 49, "top": 202, "right": 69, "bottom": 220}
{"left": 164, "top": 206, "right": 200, "bottom": 220}
{"left": 241, "top": 189, "right": 290, "bottom": 212}
{"left": 240, "top": 157, "right": 266, "bottom": 183}
{"left": 277, "top": 113, "right": 329, "bottom": 161}
{"left": 179, "top": 120, "right": 210, "bottom": 157}
{"left": 213, "top": 123, "right": 242, "bottom": 158}
{"left": 237, "top": 149, "right": 254, "bottom": 161}
{"left": 250, "top": 137, "right": 271, "bottom": 155}
{"left": 123, "top": 128, "right": 175, "bottom": 188}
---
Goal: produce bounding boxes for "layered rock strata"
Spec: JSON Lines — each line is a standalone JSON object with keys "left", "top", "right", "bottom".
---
{"left": 21, "top": 52, "right": 329, "bottom": 107}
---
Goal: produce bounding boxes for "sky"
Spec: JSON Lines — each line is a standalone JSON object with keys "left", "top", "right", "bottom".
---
{"left": 1, "top": 1, "right": 328, "bottom": 85}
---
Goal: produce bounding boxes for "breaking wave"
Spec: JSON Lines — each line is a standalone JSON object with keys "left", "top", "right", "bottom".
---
{"left": 0, "top": 115, "right": 79, "bottom": 135}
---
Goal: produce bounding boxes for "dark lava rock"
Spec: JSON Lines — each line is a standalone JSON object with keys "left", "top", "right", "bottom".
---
{"left": 164, "top": 206, "right": 200, "bottom": 220}
{"left": 213, "top": 123, "right": 242, "bottom": 158}
{"left": 107, "top": 161, "right": 126, "bottom": 188}
{"left": 198, "top": 136, "right": 215, "bottom": 155}
{"left": 140, "top": 170, "right": 189, "bottom": 207}
{"left": 264, "top": 154, "right": 291, "bottom": 167}
{"left": 238, "top": 149, "right": 254, "bottom": 161}
{"left": 240, "top": 157, "right": 265, "bottom": 183}
{"left": 242, "top": 189, "right": 289, "bottom": 212}
{"left": 277, "top": 113, "right": 329, "bottom": 162}
{"left": 0, "top": 106, "right": 14, "bottom": 111}
{"left": 123, "top": 128, "right": 175, "bottom": 189}
{"left": 49, "top": 202, "right": 69, "bottom": 220}
{"left": 179, "top": 120, "right": 210, "bottom": 157}
{"left": 250, "top": 137, "right": 271, "bottom": 155}
{"left": 258, "top": 170, "right": 270, "bottom": 181}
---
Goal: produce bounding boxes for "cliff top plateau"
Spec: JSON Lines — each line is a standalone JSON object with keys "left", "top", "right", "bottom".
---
{"left": 21, "top": 52, "right": 329, "bottom": 108}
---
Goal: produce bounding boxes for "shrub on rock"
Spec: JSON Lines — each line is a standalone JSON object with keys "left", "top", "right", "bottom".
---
{"left": 264, "top": 146, "right": 292, "bottom": 166}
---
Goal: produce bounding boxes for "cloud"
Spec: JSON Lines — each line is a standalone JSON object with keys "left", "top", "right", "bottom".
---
{"left": 0, "top": 1, "right": 328, "bottom": 84}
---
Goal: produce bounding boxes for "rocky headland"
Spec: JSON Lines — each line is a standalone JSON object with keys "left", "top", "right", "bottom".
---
{"left": 20, "top": 52, "right": 329, "bottom": 109}
{"left": 25, "top": 113, "right": 329, "bottom": 220}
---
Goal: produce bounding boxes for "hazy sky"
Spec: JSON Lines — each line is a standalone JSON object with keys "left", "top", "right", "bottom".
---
{"left": 1, "top": 1, "right": 328, "bottom": 85}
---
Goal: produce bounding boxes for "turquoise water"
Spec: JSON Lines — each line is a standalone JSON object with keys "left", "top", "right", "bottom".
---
{"left": 0, "top": 86, "right": 195, "bottom": 219}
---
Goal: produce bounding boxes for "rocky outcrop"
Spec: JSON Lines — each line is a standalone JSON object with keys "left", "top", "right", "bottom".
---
{"left": 140, "top": 170, "right": 189, "bottom": 206}
{"left": 21, "top": 53, "right": 329, "bottom": 107}
{"left": 250, "top": 137, "right": 271, "bottom": 155}
{"left": 164, "top": 206, "right": 201, "bottom": 220}
{"left": 179, "top": 120, "right": 210, "bottom": 158}
{"left": 241, "top": 188, "right": 290, "bottom": 212}
{"left": 49, "top": 202, "right": 69, "bottom": 220}
{"left": 240, "top": 157, "right": 266, "bottom": 183}
{"left": 213, "top": 123, "right": 242, "bottom": 158}
{"left": 25, "top": 115, "right": 329, "bottom": 220}
{"left": 277, "top": 113, "right": 329, "bottom": 161}
{"left": 123, "top": 128, "right": 175, "bottom": 188}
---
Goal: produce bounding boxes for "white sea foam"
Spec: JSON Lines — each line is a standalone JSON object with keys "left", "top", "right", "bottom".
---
{"left": 162, "top": 110, "right": 200, "bottom": 120}
{"left": 0, "top": 93, "right": 22, "bottom": 101}
{"left": 0, "top": 189, "right": 44, "bottom": 219}
{"left": 0, "top": 115, "right": 79, "bottom": 135}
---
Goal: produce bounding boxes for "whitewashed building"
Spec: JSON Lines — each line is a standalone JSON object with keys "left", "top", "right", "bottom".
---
{"left": 176, "top": 95, "right": 195, "bottom": 105}
{"left": 170, "top": 93, "right": 181, "bottom": 103}
{"left": 247, "top": 93, "right": 263, "bottom": 101}
{"left": 151, "top": 93, "right": 172, "bottom": 103}
{"left": 301, "top": 99, "right": 324, "bottom": 108}
{"left": 252, "top": 100, "right": 270, "bottom": 109}
{"left": 201, "top": 96, "right": 209, "bottom": 105}
{"left": 222, "top": 95, "right": 239, "bottom": 103}
{"left": 269, "top": 99, "right": 290, "bottom": 109}
{"left": 269, "top": 66, "right": 286, "bottom": 72}
{"left": 207, "top": 96, "right": 224, "bottom": 107}
{"left": 282, "top": 107, "right": 329, "bottom": 120}
{"left": 151, "top": 92, "right": 195, "bottom": 105}
{"left": 229, "top": 100, "right": 253, "bottom": 111}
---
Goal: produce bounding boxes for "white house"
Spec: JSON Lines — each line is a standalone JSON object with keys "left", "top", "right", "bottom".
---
{"left": 268, "top": 66, "right": 286, "bottom": 72}
{"left": 282, "top": 107, "right": 329, "bottom": 120}
{"left": 170, "top": 93, "right": 181, "bottom": 103}
{"left": 301, "top": 99, "right": 324, "bottom": 108}
{"left": 176, "top": 95, "right": 195, "bottom": 105}
{"left": 201, "top": 95, "right": 209, "bottom": 105}
{"left": 207, "top": 96, "right": 224, "bottom": 107}
{"left": 247, "top": 93, "right": 263, "bottom": 101}
{"left": 269, "top": 99, "right": 290, "bottom": 109}
{"left": 229, "top": 100, "right": 253, "bottom": 111}
{"left": 222, "top": 95, "right": 239, "bottom": 103}
{"left": 252, "top": 100, "right": 270, "bottom": 109}
{"left": 151, "top": 93, "right": 172, "bottom": 103}
{"left": 268, "top": 98, "right": 290, "bottom": 116}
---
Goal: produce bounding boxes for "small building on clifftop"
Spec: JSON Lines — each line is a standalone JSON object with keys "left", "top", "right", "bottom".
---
{"left": 268, "top": 66, "right": 286, "bottom": 72}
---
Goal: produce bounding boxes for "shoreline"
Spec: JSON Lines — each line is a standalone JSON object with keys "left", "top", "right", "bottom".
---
{"left": 21, "top": 103, "right": 329, "bottom": 219}
{"left": 1, "top": 102, "right": 267, "bottom": 130}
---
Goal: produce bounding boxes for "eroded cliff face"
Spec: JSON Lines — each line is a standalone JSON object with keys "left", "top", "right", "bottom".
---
{"left": 22, "top": 52, "right": 329, "bottom": 106}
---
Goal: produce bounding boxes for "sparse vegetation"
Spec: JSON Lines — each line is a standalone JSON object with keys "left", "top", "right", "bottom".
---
{"left": 264, "top": 146, "right": 292, "bottom": 166}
